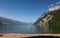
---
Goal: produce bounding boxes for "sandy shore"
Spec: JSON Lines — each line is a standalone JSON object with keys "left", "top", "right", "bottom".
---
{"left": 0, "top": 33, "right": 60, "bottom": 38}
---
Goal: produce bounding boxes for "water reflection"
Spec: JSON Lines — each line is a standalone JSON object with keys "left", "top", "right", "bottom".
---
{"left": 0, "top": 24, "right": 41, "bottom": 34}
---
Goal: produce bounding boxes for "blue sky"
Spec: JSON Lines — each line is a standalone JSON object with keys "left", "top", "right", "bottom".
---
{"left": 0, "top": 0, "right": 60, "bottom": 23}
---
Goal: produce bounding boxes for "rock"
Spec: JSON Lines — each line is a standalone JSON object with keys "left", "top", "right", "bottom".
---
{"left": 34, "top": 6, "right": 60, "bottom": 33}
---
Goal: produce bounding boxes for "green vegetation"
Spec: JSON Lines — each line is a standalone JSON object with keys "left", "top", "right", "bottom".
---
{"left": 34, "top": 9, "right": 60, "bottom": 33}
{"left": 48, "top": 10, "right": 60, "bottom": 32}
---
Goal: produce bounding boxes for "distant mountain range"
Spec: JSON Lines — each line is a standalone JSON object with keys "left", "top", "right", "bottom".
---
{"left": 0, "top": 17, "right": 27, "bottom": 25}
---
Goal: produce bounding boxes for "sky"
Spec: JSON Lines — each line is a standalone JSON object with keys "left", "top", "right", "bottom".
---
{"left": 0, "top": 0, "right": 60, "bottom": 23}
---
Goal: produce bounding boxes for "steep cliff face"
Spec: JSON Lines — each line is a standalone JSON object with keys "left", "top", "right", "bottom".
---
{"left": 34, "top": 6, "right": 60, "bottom": 33}
{"left": 34, "top": 11, "right": 54, "bottom": 32}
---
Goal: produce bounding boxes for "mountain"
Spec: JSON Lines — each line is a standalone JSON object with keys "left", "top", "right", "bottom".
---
{"left": 0, "top": 17, "right": 27, "bottom": 25}
{"left": 34, "top": 6, "right": 60, "bottom": 33}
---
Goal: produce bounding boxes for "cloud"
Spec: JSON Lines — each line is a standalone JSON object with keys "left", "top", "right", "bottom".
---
{"left": 59, "top": 1, "right": 60, "bottom": 3}
{"left": 51, "top": 4, "right": 54, "bottom": 7}
{"left": 56, "top": 2, "right": 58, "bottom": 4}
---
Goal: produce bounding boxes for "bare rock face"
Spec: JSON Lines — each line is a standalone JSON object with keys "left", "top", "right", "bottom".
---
{"left": 39, "top": 15, "right": 53, "bottom": 32}
{"left": 34, "top": 6, "right": 60, "bottom": 33}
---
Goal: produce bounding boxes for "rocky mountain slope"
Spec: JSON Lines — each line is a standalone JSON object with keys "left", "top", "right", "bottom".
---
{"left": 34, "top": 6, "right": 60, "bottom": 33}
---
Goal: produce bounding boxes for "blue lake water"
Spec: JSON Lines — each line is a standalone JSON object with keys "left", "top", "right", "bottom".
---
{"left": 0, "top": 24, "right": 42, "bottom": 34}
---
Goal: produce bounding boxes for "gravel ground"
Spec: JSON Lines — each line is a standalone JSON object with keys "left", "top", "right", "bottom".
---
{"left": 0, "top": 33, "right": 60, "bottom": 38}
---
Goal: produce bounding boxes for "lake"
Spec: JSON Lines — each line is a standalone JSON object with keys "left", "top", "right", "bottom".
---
{"left": 0, "top": 24, "right": 42, "bottom": 34}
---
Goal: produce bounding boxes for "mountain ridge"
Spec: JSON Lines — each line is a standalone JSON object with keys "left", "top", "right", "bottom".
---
{"left": 0, "top": 16, "right": 27, "bottom": 25}
{"left": 34, "top": 6, "right": 60, "bottom": 33}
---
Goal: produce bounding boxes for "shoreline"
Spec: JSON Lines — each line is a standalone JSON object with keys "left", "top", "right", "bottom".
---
{"left": 0, "top": 33, "right": 60, "bottom": 38}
